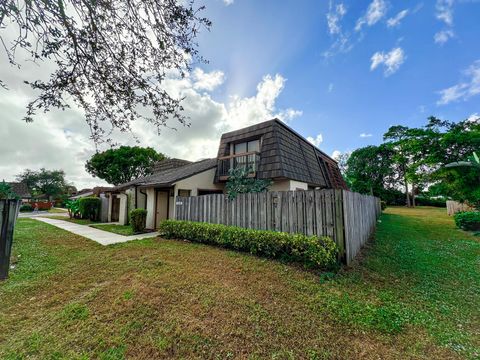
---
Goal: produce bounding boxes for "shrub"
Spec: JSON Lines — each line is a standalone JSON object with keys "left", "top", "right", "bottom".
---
{"left": 454, "top": 211, "right": 480, "bottom": 231}
{"left": 65, "top": 199, "right": 80, "bottom": 219}
{"left": 19, "top": 204, "right": 33, "bottom": 212}
{"left": 381, "top": 201, "right": 387, "bottom": 211}
{"left": 415, "top": 197, "right": 447, "bottom": 208}
{"left": 130, "top": 209, "right": 147, "bottom": 233}
{"left": 159, "top": 220, "right": 338, "bottom": 270}
{"left": 78, "top": 197, "right": 101, "bottom": 221}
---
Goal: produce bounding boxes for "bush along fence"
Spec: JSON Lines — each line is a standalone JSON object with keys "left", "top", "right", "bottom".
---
{"left": 174, "top": 189, "right": 381, "bottom": 265}
{"left": 1, "top": 200, "right": 21, "bottom": 280}
{"left": 159, "top": 221, "right": 338, "bottom": 270}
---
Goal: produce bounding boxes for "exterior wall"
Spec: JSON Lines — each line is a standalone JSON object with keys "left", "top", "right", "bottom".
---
{"left": 145, "top": 187, "right": 156, "bottom": 229}
{"left": 137, "top": 189, "right": 147, "bottom": 209}
{"left": 268, "top": 179, "right": 308, "bottom": 191}
{"left": 174, "top": 168, "right": 224, "bottom": 197}
{"left": 172, "top": 168, "right": 225, "bottom": 219}
{"left": 118, "top": 193, "right": 128, "bottom": 225}
{"left": 107, "top": 194, "right": 113, "bottom": 222}
{"left": 99, "top": 193, "right": 109, "bottom": 223}
{"left": 289, "top": 180, "right": 308, "bottom": 191}
{"left": 268, "top": 179, "right": 291, "bottom": 191}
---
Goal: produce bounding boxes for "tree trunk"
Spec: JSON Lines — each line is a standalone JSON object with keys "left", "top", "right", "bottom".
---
{"left": 404, "top": 178, "right": 411, "bottom": 207}
{"left": 411, "top": 184, "right": 416, "bottom": 207}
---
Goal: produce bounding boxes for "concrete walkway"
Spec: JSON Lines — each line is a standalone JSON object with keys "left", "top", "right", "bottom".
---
{"left": 35, "top": 217, "right": 159, "bottom": 245}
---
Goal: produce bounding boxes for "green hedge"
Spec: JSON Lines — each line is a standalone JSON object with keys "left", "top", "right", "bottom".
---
{"left": 454, "top": 211, "right": 480, "bottom": 231}
{"left": 78, "top": 197, "right": 101, "bottom": 221}
{"left": 159, "top": 220, "right": 338, "bottom": 269}
{"left": 130, "top": 209, "right": 147, "bottom": 233}
{"left": 19, "top": 204, "right": 34, "bottom": 212}
{"left": 415, "top": 197, "right": 447, "bottom": 208}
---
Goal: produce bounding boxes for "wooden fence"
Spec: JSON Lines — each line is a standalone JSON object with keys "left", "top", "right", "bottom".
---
{"left": 0, "top": 200, "right": 21, "bottom": 280}
{"left": 446, "top": 200, "right": 474, "bottom": 216}
{"left": 174, "top": 190, "right": 381, "bottom": 264}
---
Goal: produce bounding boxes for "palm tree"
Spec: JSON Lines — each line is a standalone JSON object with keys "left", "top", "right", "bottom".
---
{"left": 445, "top": 152, "right": 480, "bottom": 170}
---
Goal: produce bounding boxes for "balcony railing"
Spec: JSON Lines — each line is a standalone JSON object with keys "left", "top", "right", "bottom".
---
{"left": 218, "top": 151, "right": 260, "bottom": 180}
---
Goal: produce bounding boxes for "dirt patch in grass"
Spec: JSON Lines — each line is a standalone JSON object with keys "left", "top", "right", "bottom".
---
{"left": 0, "top": 208, "right": 478, "bottom": 359}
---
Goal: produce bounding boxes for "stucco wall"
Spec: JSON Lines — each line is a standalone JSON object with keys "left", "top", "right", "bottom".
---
{"left": 118, "top": 193, "right": 128, "bottom": 225}
{"left": 289, "top": 180, "right": 308, "bottom": 191}
{"left": 174, "top": 168, "right": 224, "bottom": 196}
{"left": 268, "top": 179, "right": 308, "bottom": 191}
{"left": 145, "top": 187, "right": 156, "bottom": 229}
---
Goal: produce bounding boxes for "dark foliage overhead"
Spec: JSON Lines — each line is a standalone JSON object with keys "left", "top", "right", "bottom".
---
{"left": 0, "top": 0, "right": 211, "bottom": 143}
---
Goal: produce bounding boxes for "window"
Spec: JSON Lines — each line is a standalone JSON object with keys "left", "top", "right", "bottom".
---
{"left": 247, "top": 139, "right": 260, "bottom": 152}
{"left": 177, "top": 189, "right": 191, "bottom": 197}
{"left": 198, "top": 189, "right": 224, "bottom": 196}
{"left": 234, "top": 142, "right": 247, "bottom": 154}
{"left": 233, "top": 139, "right": 260, "bottom": 154}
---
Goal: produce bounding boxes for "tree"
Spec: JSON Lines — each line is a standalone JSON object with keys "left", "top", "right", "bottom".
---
{"left": 226, "top": 167, "right": 272, "bottom": 200}
{"left": 85, "top": 146, "right": 165, "bottom": 185}
{"left": 345, "top": 145, "right": 395, "bottom": 198}
{"left": 0, "top": 1, "right": 211, "bottom": 143}
{"left": 16, "top": 168, "right": 70, "bottom": 200}
{"left": 0, "top": 181, "right": 18, "bottom": 200}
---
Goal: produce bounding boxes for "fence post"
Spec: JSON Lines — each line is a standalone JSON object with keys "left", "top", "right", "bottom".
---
{"left": 0, "top": 200, "right": 21, "bottom": 280}
{"left": 335, "top": 190, "right": 346, "bottom": 262}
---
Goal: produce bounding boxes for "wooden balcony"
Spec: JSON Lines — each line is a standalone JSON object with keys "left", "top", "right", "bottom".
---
{"left": 217, "top": 151, "right": 260, "bottom": 180}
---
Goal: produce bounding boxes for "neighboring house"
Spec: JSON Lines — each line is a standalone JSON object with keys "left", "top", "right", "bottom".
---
{"left": 70, "top": 186, "right": 113, "bottom": 222}
{"left": 70, "top": 187, "right": 113, "bottom": 200}
{"left": 7, "top": 182, "right": 31, "bottom": 203}
{"left": 107, "top": 119, "right": 347, "bottom": 229}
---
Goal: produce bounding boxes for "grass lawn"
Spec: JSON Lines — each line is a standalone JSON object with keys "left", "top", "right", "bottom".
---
{"left": 0, "top": 207, "right": 478, "bottom": 359}
{"left": 90, "top": 224, "right": 136, "bottom": 236}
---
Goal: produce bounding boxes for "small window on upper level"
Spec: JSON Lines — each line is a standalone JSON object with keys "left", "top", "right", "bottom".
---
{"left": 233, "top": 139, "right": 260, "bottom": 154}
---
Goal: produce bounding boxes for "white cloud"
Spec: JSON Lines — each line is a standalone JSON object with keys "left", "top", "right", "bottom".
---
{"left": 467, "top": 113, "right": 480, "bottom": 123}
{"left": 355, "top": 0, "right": 388, "bottom": 31}
{"left": 331, "top": 150, "right": 342, "bottom": 160}
{"left": 436, "top": 0, "right": 454, "bottom": 26}
{"left": 307, "top": 134, "right": 324, "bottom": 147}
{"left": 360, "top": 133, "right": 373, "bottom": 138}
{"left": 326, "top": 2, "right": 347, "bottom": 35}
{"left": 192, "top": 68, "right": 225, "bottom": 91}
{"left": 328, "top": 83, "right": 334, "bottom": 93}
{"left": 223, "top": 0, "right": 234, "bottom": 5}
{"left": 434, "top": 29, "right": 454, "bottom": 44}
{"left": 386, "top": 9, "right": 409, "bottom": 27}
{"left": 0, "top": 57, "right": 301, "bottom": 188}
{"left": 437, "top": 60, "right": 480, "bottom": 105}
{"left": 370, "top": 47, "right": 406, "bottom": 76}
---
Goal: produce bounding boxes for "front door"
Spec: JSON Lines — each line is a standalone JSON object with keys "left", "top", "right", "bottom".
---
{"left": 155, "top": 191, "right": 169, "bottom": 228}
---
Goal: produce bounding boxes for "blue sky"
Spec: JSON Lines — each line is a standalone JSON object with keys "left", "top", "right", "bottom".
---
{"left": 194, "top": 0, "right": 480, "bottom": 155}
{"left": 1, "top": 0, "right": 479, "bottom": 188}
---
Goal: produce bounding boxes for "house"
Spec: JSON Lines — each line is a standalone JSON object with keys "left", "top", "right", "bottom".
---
{"left": 70, "top": 186, "right": 113, "bottom": 222}
{"left": 7, "top": 182, "right": 31, "bottom": 203}
{"left": 69, "top": 187, "right": 113, "bottom": 200}
{"left": 107, "top": 119, "right": 347, "bottom": 229}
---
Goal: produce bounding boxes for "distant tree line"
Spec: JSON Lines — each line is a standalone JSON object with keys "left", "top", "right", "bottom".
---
{"left": 342, "top": 116, "right": 480, "bottom": 208}
{"left": 16, "top": 168, "right": 76, "bottom": 202}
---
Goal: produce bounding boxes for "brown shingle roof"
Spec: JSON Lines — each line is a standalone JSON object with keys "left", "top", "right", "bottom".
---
{"left": 113, "top": 158, "right": 217, "bottom": 190}
{"left": 215, "top": 119, "right": 348, "bottom": 190}
{"left": 7, "top": 182, "right": 31, "bottom": 198}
